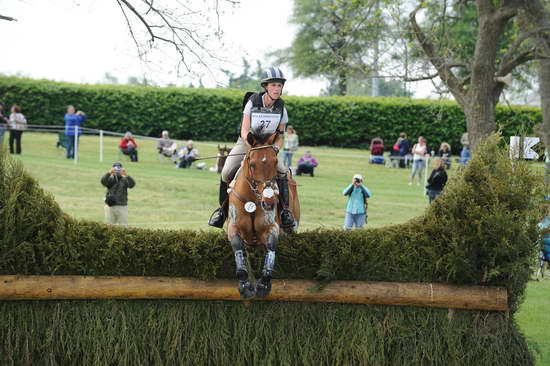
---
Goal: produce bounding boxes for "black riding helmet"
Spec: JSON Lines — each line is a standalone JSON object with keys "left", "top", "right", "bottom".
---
{"left": 260, "top": 67, "right": 286, "bottom": 88}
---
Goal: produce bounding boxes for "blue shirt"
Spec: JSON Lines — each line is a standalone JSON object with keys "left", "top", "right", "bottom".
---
{"left": 460, "top": 147, "right": 471, "bottom": 165}
{"left": 538, "top": 217, "right": 550, "bottom": 252}
{"left": 64, "top": 113, "right": 86, "bottom": 136}
{"left": 343, "top": 184, "right": 372, "bottom": 214}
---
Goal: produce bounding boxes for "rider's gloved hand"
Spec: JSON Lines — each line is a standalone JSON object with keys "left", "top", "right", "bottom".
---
{"left": 273, "top": 146, "right": 280, "bottom": 154}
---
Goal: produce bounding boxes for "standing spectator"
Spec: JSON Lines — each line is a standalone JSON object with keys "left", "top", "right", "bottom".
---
{"left": 283, "top": 125, "right": 299, "bottom": 168}
{"left": 8, "top": 104, "right": 27, "bottom": 155}
{"left": 157, "top": 130, "right": 178, "bottom": 162}
{"left": 369, "top": 137, "right": 385, "bottom": 164}
{"left": 398, "top": 132, "right": 411, "bottom": 168}
{"left": 342, "top": 174, "right": 372, "bottom": 230}
{"left": 101, "top": 162, "right": 136, "bottom": 227}
{"left": 426, "top": 159, "right": 448, "bottom": 204}
{"left": 177, "top": 140, "right": 199, "bottom": 168}
{"left": 0, "top": 102, "right": 9, "bottom": 146}
{"left": 296, "top": 150, "right": 318, "bottom": 176}
{"left": 438, "top": 142, "right": 452, "bottom": 169}
{"left": 460, "top": 144, "right": 471, "bottom": 166}
{"left": 119, "top": 132, "right": 139, "bottom": 162}
{"left": 409, "top": 136, "right": 429, "bottom": 185}
{"left": 64, "top": 105, "right": 86, "bottom": 159}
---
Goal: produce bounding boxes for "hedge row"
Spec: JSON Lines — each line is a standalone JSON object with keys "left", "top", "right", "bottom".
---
{"left": 0, "top": 76, "right": 542, "bottom": 151}
{"left": 0, "top": 301, "right": 533, "bottom": 366}
{"left": 0, "top": 135, "right": 541, "bottom": 313}
{"left": 0, "top": 135, "right": 541, "bottom": 365}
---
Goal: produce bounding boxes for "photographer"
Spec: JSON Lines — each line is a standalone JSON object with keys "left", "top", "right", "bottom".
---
{"left": 101, "top": 162, "right": 136, "bottom": 227}
{"left": 342, "top": 174, "right": 372, "bottom": 230}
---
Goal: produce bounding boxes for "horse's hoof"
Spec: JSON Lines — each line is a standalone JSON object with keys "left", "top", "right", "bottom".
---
{"left": 238, "top": 280, "right": 255, "bottom": 299}
{"left": 255, "top": 277, "right": 272, "bottom": 299}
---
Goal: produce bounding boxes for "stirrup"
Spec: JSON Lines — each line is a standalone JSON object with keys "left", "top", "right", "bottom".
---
{"left": 208, "top": 208, "right": 226, "bottom": 228}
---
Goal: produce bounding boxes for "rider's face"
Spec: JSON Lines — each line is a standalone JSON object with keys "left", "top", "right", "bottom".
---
{"left": 265, "top": 82, "right": 283, "bottom": 98}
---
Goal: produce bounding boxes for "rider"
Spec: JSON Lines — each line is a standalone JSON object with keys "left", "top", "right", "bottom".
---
{"left": 208, "top": 67, "right": 296, "bottom": 229}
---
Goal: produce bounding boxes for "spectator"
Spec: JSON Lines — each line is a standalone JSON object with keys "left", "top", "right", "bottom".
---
{"left": 283, "top": 125, "right": 299, "bottom": 168}
{"left": 438, "top": 142, "right": 452, "bottom": 169}
{"left": 101, "top": 162, "right": 136, "bottom": 227}
{"left": 397, "top": 132, "right": 411, "bottom": 168}
{"left": 64, "top": 105, "right": 86, "bottom": 159}
{"left": 459, "top": 144, "right": 471, "bottom": 166}
{"left": 538, "top": 199, "right": 550, "bottom": 266}
{"left": 157, "top": 130, "right": 178, "bottom": 162}
{"left": 369, "top": 137, "right": 385, "bottom": 164}
{"left": 296, "top": 150, "right": 318, "bottom": 176}
{"left": 342, "top": 174, "right": 372, "bottom": 230}
{"left": 119, "top": 132, "right": 139, "bottom": 162}
{"left": 177, "top": 140, "right": 199, "bottom": 168}
{"left": 0, "top": 102, "right": 9, "bottom": 146}
{"left": 409, "top": 136, "right": 428, "bottom": 185}
{"left": 8, "top": 104, "right": 27, "bottom": 155}
{"left": 426, "top": 158, "right": 448, "bottom": 204}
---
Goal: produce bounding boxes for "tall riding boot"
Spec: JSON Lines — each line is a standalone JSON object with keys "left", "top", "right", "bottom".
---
{"left": 208, "top": 180, "right": 229, "bottom": 228}
{"left": 277, "top": 176, "right": 295, "bottom": 229}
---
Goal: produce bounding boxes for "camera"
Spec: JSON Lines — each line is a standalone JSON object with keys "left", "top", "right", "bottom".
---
{"left": 354, "top": 178, "right": 361, "bottom": 183}
{"left": 114, "top": 166, "right": 122, "bottom": 174}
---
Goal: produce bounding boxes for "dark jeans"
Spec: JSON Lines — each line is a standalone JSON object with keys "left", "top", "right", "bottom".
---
{"left": 178, "top": 155, "right": 196, "bottom": 168}
{"left": 296, "top": 163, "right": 314, "bottom": 176}
{"left": 9, "top": 130, "right": 23, "bottom": 154}
{"left": 65, "top": 135, "right": 80, "bottom": 158}
{"left": 427, "top": 189, "right": 442, "bottom": 204}
{"left": 121, "top": 147, "right": 139, "bottom": 162}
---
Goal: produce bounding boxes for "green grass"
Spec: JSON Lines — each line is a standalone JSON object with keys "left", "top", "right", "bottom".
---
{"left": 2, "top": 132, "right": 549, "bottom": 365}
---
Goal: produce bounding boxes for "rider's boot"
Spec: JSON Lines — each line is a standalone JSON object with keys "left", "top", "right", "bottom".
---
{"left": 255, "top": 249, "right": 275, "bottom": 298}
{"left": 208, "top": 180, "right": 229, "bottom": 228}
{"left": 277, "top": 175, "right": 295, "bottom": 230}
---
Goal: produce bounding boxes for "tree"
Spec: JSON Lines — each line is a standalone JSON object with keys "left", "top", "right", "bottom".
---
{"left": 1, "top": 1, "right": 237, "bottom": 78}
{"left": 409, "top": 0, "right": 550, "bottom": 150}
{"left": 102, "top": 72, "right": 119, "bottom": 85}
{"left": 517, "top": 1, "right": 550, "bottom": 151}
{"left": 222, "top": 59, "right": 263, "bottom": 91}
{"left": 275, "top": 0, "right": 385, "bottom": 96}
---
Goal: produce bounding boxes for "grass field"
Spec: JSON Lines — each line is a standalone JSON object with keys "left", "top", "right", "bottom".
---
{"left": 2, "top": 131, "right": 550, "bottom": 365}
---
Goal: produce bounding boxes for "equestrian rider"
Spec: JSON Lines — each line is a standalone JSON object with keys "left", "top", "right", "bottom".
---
{"left": 208, "top": 67, "right": 296, "bottom": 229}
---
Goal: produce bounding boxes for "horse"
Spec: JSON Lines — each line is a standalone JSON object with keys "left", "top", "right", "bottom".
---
{"left": 216, "top": 144, "right": 231, "bottom": 174}
{"left": 227, "top": 132, "right": 300, "bottom": 299}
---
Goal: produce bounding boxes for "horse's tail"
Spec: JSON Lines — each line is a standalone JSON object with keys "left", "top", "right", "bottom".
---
{"left": 288, "top": 174, "right": 300, "bottom": 230}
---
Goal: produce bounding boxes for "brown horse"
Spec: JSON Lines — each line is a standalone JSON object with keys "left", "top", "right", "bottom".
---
{"left": 227, "top": 133, "right": 300, "bottom": 299}
{"left": 216, "top": 145, "right": 231, "bottom": 174}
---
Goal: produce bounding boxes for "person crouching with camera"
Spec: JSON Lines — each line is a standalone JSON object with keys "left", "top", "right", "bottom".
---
{"left": 101, "top": 162, "right": 136, "bottom": 227}
{"left": 342, "top": 174, "right": 372, "bottom": 230}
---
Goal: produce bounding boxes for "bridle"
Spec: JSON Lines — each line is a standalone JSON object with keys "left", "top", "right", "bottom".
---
{"left": 243, "top": 144, "right": 278, "bottom": 202}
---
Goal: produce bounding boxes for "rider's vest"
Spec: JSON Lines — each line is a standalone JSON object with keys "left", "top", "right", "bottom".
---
{"left": 240, "top": 92, "right": 285, "bottom": 138}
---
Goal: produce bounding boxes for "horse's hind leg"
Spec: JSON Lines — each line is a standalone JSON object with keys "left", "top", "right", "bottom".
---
{"left": 256, "top": 226, "right": 278, "bottom": 298}
{"left": 230, "top": 233, "right": 255, "bottom": 299}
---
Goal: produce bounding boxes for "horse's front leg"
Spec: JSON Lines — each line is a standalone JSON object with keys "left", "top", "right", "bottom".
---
{"left": 228, "top": 205, "right": 255, "bottom": 299}
{"left": 256, "top": 222, "right": 279, "bottom": 299}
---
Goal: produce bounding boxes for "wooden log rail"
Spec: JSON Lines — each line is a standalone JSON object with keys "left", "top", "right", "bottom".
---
{"left": 0, "top": 275, "right": 508, "bottom": 311}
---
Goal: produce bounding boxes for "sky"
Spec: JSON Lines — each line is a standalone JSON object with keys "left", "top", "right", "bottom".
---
{"left": 0, "top": 0, "right": 439, "bottom": 98}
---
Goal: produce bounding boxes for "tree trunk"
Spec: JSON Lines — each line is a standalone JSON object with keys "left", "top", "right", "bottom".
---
{"left": 520, "top": 1, "right": 550, "bottom": 149}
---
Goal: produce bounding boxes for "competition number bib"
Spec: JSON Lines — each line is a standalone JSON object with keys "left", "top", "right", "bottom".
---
{"left": 250, "top": 111, "right": 280, "bottom": 136}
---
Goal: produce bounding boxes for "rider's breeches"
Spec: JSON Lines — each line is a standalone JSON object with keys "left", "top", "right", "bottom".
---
{"left": 221, "top": 137, "right": 286, "bottom": 184}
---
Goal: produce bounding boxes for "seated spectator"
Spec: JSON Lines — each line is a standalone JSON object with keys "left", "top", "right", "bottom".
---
{"left": 459, "top": 144, "right": 471, "bottom": 166}
{"left": 426, "top": 158, "right": 448, "bottom": 204}
{"left": 119, "top": 132, "right": 139, "bottom": 162}
{"left": 157, "top": 130, "right": 178, "bottom": 162}
{"left": 369, "top": 137, "right": 385, "bottom": 164}
{"left": 296, "top": 150, "right": 318, "bottom": 177}
{"left": 177, "top": 140, "right": 199, "bottom": 168}
{"left": 438, "top": 142, "right": 452, "bottom": 169}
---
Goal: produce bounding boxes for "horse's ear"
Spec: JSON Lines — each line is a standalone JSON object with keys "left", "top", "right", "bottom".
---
{"left": 267, "top": 133, "right": 278, "bottom": 145}
{"left": 246, "top": 131, "right": 256, "bottom": 147}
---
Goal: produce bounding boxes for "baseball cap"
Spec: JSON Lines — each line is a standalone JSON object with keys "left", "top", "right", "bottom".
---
{"left": 353, "top": 174, "right": 363, "bottom": 181}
